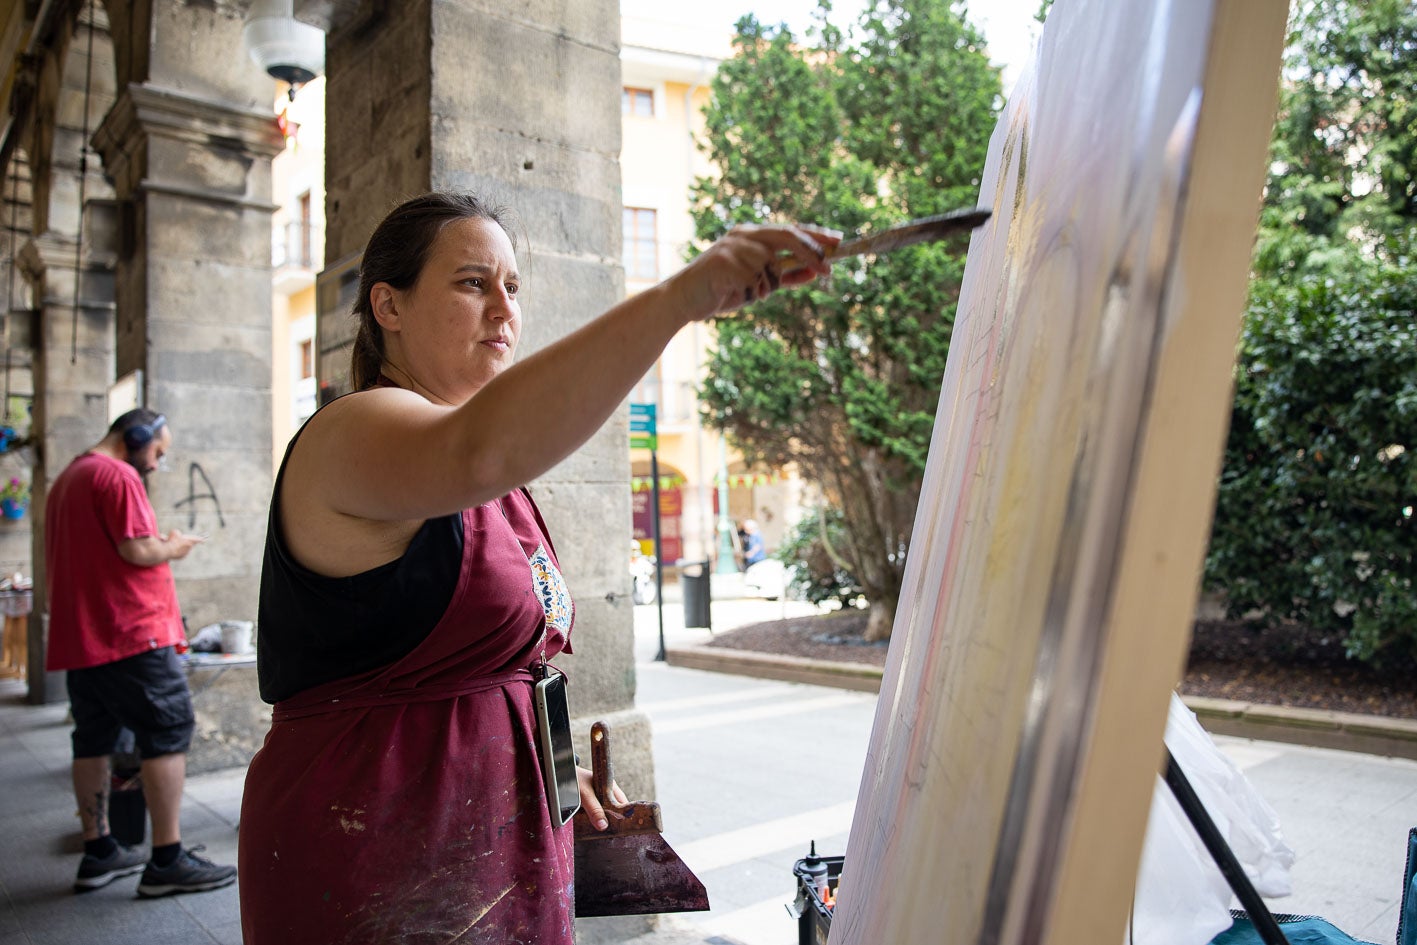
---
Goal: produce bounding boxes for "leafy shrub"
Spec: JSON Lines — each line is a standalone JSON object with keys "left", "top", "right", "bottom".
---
{"left": 775, "top": 506, "right": 864, "bottom": 607}
{"left": 1205, "top": 251, "right": 1416, "bottom": 666}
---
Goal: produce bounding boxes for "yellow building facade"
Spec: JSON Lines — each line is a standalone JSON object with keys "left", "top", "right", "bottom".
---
{"left": 269, "top": 78, "right": 326, "bottom": 473}
{"left": 265, "top": 17, "right": 803, "bottom": 566}
{"left": 621, "top": 14, "right": 805, "bottom": 569}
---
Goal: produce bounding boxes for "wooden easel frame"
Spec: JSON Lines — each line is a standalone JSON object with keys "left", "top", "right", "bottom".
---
{"left": 830, "top": 2, "right": 1289, "bottom": 942}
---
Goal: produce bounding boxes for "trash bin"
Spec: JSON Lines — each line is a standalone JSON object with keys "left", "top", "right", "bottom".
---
{"left": 678, "top": 560, "right": 712, "bottom": 630}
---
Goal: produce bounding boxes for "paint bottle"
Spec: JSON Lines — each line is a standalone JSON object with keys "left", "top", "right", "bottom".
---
{"left": 798, "top": 840, "right": 829, "bottom": 902}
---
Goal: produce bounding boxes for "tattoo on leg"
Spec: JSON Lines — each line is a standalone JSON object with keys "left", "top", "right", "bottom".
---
{"left": 87, "top": 789, "right": 110, "bottom": 836}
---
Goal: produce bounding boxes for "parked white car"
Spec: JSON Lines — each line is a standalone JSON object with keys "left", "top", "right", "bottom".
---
{"left": 630, "top": 542, "right": 657, "bottom": 604}
{"left": 743, "top": 558, "right": 788, "bottom": 600}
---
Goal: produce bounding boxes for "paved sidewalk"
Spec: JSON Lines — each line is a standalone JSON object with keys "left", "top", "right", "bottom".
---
{"left": 0, "top": 574, "right": 1411, "bottom": 944}
{"left": 0, "top": 681, "right": 244, "bottom": 945}
{"left": 639, "top": 578, "right": 1416, "bottom": 945}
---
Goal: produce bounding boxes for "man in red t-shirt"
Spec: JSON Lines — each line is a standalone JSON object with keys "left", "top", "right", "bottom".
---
{"left": 45, "top": 408, "right": 235, "bottom": 897}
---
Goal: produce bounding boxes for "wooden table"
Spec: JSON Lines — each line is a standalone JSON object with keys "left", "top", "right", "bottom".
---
{"left": 0, "top": 590, "right": 32, "bottom": 679}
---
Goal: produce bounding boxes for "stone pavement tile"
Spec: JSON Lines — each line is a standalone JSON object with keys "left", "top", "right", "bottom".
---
{"left": 1230, "top": 743, "right": 1416, "bottom": 938}
{"left": 9, "top": 874, "right": 208, "bottom": 945}
{"left": 20, "top": 899, "right": 217, "bottom": 945}
{"left": 0, "top": 760, "right": 66, "bottom": 820}
{"left": 5, "top": 703, "right": 72, "bottom": 743}
{"left": 176, "top": 795, "right": 239, "bottom": 843}
{"left": 184, "top": 768, "right": 247, "bottom": 827}
{"left": 1, "top": 806, "right": 85, "bottom": 887}
{"left": 174, "top": 877, "right": 242, "bottom": 932}
{"left": 1348, "top": 896, "right": 1401, "bottom": 944}
{"left": 705, "top": 830, "right": 848, "bottom": 932}
{"left": 0, "top": 903, "right": 20, "bottom": 935}
{"left": 646, "top": 719, "right": 868, "bottom": 842}
{"left": 4, "top": 731, "right": 72, "bottom": 776}
{"left": 204, "top": 919, "right": 245, "bottom": 945}
{"left": 699, "top": 840, "right": 846, "bottom": 915}
{"left": 613, "top": 913, "right": 751, "bottom": 945}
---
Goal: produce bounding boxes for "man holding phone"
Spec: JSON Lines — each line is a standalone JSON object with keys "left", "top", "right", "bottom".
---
{"left": 45, "top": 408, "right": 235, "bottom": 897}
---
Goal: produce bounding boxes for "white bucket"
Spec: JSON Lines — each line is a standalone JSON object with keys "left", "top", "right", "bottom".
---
{"left": 219, "top": 620, "right": 254, "bottom": 655}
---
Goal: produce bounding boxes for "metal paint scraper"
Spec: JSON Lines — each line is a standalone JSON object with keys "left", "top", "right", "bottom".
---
{"left": 573, "top": 720, "right": 710, "bottom": 917}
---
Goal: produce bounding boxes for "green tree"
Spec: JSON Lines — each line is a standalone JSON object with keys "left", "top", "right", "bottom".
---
{"left": 1206, "top": 0, "right": 1417, "bottom": 665}
{"left": 692, "top": 1, "right": 1000, "bottom": 640}
{"left": 1253, "top": 0, "right": 1416, "bottom": 276}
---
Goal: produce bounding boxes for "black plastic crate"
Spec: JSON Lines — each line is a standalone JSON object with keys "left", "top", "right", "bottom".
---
{"left": 790, "top": 848, "right": 843, "bottom": 945}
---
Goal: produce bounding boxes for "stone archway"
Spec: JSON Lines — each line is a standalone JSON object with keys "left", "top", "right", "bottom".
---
{"left": 7, "top": 18, "right": 652, "bottom": 919}
{"left": 15, "top": 1, "right": 120, "bottom": 701}
{"left": 4, "top": 0, "right": 283, "bottom": 701}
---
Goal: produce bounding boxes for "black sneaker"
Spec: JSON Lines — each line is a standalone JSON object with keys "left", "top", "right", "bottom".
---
{"left": 136, "top": 845, "right": 236, "bottom": 898}
{"left": 74, "top": 843, "right": 147, "bottom": 892}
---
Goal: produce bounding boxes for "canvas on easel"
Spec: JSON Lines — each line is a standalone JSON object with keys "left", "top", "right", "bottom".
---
{"left": 829, "top": 1, "right": 1288, "bottom": 943}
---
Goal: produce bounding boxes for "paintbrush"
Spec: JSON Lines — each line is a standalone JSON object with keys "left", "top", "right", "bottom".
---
{"left": 829, "top": 206, "right": 992, "bottom": 260}
{"left": 763, "top": 207, "right": 991, "bottom": 293}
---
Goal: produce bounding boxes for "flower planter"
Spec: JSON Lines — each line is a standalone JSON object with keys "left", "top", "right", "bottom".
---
{"left": 1, "top": 499, "right": 26, "bottom": 520}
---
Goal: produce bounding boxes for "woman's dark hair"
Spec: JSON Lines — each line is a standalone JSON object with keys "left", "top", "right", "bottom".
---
{"left": 350, "top": 192, "right": 515, "bottom": 391}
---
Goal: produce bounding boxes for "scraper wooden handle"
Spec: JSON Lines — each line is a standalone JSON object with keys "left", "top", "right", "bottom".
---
{"left": 590, "top": 720, "right": 613, "bottom": 806}
{"left": 575, "top": 720, "right": 665, "bottom": 839}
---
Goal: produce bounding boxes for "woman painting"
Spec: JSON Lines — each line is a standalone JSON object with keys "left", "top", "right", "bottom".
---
{"left": 238, "top": 192, "right": 836, "bottom": 943}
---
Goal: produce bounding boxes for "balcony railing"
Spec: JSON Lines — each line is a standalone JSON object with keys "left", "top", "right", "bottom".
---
{"left": 629, "top": 379, "right": 699, "bottom": 428}
{"left": 272, "top": 220, "right": 320, "bottom": 270}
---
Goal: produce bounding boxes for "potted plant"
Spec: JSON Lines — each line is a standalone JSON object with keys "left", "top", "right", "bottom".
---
{"left": 0, "top": 477, "right": 29, "bottom": 519}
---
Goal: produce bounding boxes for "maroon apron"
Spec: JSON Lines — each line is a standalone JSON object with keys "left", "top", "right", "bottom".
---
{"left": 239, "top": 489, "right": 576, "bottom": 944}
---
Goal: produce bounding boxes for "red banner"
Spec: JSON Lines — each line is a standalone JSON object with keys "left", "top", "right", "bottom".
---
{"left": 632, "top": 487, "right": 683, "bottom": 562}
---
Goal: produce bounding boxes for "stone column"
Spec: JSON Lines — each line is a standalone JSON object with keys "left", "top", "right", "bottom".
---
{"left": 422, "top": 0, "right": 635, "bottom": 752}
{"left": 317, "top": 4, "right": 646, "bottom": 931}
{"left": 0, "top": 158, "right": 36, "bottom": 584}
{"left": 18, "top": 230, "right": 116, "bottom": 702}
{"left": 15, "top": 0, "right": 121, "bottom": 702}
{"left": 92, "top": 83, "right": 284, "bottom": 630}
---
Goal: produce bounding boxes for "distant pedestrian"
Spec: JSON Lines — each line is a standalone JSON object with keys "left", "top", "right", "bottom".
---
{"left": 743, "top": 518, "right": 766, "bottom": 567}
{"left": 45, "top": 409, "right": 235, "bottom": 897}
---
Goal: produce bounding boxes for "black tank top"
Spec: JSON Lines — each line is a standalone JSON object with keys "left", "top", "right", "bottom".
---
{"left": 256, "top": 415, "right": 462, "bottom": 704}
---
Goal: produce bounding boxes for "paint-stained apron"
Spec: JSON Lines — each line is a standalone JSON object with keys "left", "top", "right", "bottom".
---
{"left": 239, "top": 489, "right": 576, "bottom": 945}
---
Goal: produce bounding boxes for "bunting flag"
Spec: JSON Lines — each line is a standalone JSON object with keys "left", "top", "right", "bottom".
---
{"left": 715, "top": 471, "right": 780, "bottom": 488}
{"left": 630, "top": 475, "right": 685, "bottom": 493}
{"left": 629, "top": 471, "right": 781, "bottom": 492}
{"left": 276, "top": 109, "right": 299, "bottom": 148}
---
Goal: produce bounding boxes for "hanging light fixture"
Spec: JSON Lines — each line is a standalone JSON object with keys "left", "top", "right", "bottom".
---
{"left": 243, "top": 0, "right": 325, "bottom": 99}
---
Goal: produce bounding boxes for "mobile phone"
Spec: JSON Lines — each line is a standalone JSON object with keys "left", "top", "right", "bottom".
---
{"left": 533, "top": 671, "right": 581, "bottom": 828}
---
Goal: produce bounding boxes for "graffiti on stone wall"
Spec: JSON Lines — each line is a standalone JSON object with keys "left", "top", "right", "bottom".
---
{"left": 174, "top": 462, "right": 226, "bottom": 531}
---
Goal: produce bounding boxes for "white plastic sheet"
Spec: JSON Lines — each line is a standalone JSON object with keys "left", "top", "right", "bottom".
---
{"left": 1128, "top": 696, "right": 1295, "bottom": 945}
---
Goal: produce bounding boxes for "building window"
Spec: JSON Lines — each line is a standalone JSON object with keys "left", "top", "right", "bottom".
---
{"left": 292, "top": 316, "right": 317, "bottom": 425}
{"left": 631, "top": 361, "right": 661, "bottom": 412}
{"left": 622, "top": 87, "right": 654, "bottom": 118}
{"left": 297, "top": 191, "right": 313, "bottom": 268}
{"left": 623, "top": 207, "right": 657, "bottom": 280}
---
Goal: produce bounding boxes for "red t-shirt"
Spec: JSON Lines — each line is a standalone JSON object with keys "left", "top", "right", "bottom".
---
{"left": 44, "top": 452, "right": 184, "bottom": 671}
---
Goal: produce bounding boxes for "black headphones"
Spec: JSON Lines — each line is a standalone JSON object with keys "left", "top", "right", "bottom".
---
{"left": 123, "top": 414, "right": 167, "bottom": 450}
